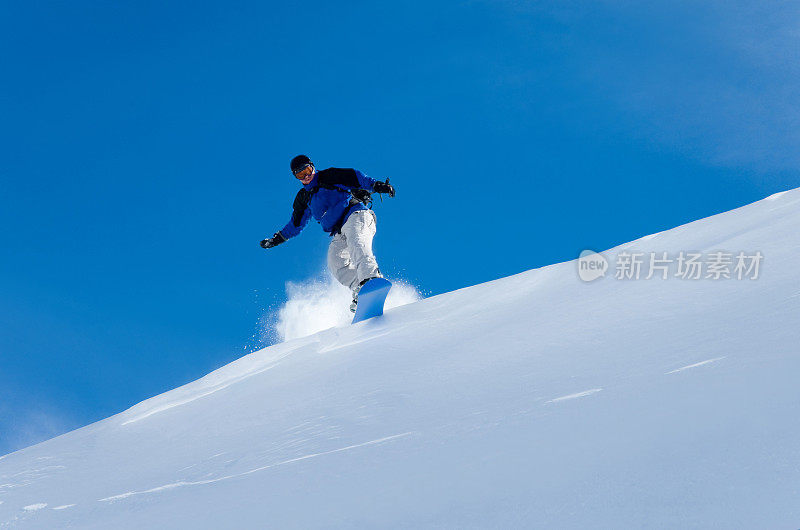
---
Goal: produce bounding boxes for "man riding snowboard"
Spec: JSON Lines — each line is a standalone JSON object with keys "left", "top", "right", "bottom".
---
{"left": 260, "top": 155, "right": 396, "bottom": 312}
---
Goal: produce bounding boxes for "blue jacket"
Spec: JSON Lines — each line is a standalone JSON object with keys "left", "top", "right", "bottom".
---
{"left": 279, "top": 167, "right": 378, "bottom": 239}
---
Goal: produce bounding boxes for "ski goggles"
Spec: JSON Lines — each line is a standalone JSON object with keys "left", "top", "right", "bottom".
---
{"left": 292, "top": 163, "right": 313, "bottom": 176}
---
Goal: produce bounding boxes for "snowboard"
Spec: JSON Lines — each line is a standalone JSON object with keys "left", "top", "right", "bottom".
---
{"left": 352, "top": 277, "right": 392, "bottom": 324}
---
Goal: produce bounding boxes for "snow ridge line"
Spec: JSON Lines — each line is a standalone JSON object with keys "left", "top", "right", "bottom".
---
{"left": 666, "top": 357, "right": 726, "bottom": 374}
{"left": 121, "top": 358, "right": 291, "bottom": 426}
{"left": 99, "top": 432, "right": 415, "bottom": 502}
{"left": 546, "top": 388, "right": 603, "bottom": 403}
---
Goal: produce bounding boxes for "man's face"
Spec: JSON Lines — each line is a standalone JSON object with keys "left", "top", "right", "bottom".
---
{"left": 294, "top": 164, "right": 315, "bottom": 185}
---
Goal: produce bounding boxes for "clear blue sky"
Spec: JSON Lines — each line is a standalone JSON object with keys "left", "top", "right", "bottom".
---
{"left": 2, "top": 1, "right": 798, "bottom": 454}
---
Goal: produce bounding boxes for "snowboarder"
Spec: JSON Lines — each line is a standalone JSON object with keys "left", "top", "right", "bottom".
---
{"left": 260, "top": 155, "right": 396, "bottom": 312}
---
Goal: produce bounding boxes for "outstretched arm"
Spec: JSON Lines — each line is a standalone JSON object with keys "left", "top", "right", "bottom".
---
{"left": 318, "top": 167, "right": 395, "bottom": 196}
{"left": 311, "top": 167, "right": 395, "bottom": 201}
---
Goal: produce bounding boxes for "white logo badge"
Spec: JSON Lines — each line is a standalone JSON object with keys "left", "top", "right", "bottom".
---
{"left": 578, "top": 250, "right": 608, "bottom": 282}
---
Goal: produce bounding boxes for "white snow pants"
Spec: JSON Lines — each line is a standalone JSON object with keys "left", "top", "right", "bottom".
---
{"left": 327, "top": 209, "right": 381, "bottom": 293}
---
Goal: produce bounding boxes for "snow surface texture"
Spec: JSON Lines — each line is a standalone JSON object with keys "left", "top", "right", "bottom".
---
{"left": 2, "top": 189, "right": 800, "bottom": 528}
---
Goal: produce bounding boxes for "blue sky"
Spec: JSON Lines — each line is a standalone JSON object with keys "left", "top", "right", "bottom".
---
{"left": 2, "top": 1, "right": 798, "bottom": 455}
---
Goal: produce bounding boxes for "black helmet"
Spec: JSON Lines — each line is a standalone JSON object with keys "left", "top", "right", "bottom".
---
{"left": 290, "top": 154, "right": 313, "bottom": 174}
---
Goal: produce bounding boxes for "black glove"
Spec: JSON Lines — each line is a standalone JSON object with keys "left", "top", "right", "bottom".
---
{"left": 260, "top": 232, "right": 287, "bottom": 249}
{"left": 373, "top": 179, "right": 395, "bottom": 197}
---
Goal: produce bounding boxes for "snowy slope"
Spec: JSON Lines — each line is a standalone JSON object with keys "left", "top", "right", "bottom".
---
{"left": 2, "top": 189, "right": 800, "bottom": 528}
